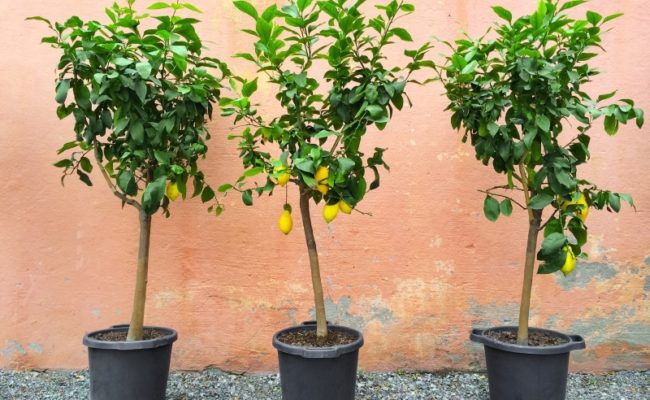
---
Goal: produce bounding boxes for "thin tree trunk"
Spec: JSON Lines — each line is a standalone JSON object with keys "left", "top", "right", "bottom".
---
{"left": 299, "top": 187, "right": 328, "bottom": 338}
{"left": 127, "top": 208, "right": 152, "bottom": 341}
{"left": 517, "top": 208, "right": 542, "bottom": 345}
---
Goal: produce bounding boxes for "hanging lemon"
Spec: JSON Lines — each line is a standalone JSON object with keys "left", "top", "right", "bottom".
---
{"left": 278, "top": 206, "right": 293, "bottom": 235}
{"left": 166, "top": 182, "right": 180, "bottom": 201}
{"left": 315, "top": 166, "right": 329, "bottom": 195}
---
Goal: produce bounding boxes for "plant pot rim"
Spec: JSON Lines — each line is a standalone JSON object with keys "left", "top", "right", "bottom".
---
{"left": 470, "top": 326, "right": 585, "bottom": 355}
{"left": 83, "top": 325, "right": 178, "bottom": 351}
{"left": 272, "top": 323, "right": 364, "bottom": 359}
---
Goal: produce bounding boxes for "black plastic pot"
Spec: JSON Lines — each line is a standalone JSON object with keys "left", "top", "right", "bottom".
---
{"left": 83, "top": 325, "right": 178, "bottom": 400}
{"left": 272, "top": 321, "right": 364, "bottom": 400}
{"left": 470, "top": 326, "right": 585, "bottom": 400}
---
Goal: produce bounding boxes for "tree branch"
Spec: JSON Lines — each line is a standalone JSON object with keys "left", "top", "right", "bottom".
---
{"left": 478, "top": 189, "right": 527, "bottom": 210}
{"left": 94, "top": 145, "right": 141, "bottom": 211}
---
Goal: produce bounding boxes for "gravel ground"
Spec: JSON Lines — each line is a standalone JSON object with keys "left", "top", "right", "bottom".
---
{"left": 1, "top": 369, "right": 648, "bottom": 399}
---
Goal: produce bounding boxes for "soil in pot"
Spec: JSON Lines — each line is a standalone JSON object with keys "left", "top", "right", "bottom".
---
{"left": 93, "top": 328, "right": 165, "bottom": 342}
{"left": 485, "top": 329, "right": 568, "bottom": 346}
{"left": 278, "top": 330, "right": 357, "bottom": 347}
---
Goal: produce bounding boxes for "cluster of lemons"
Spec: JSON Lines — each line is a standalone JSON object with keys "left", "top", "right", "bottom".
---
{"left": 276, "top": 166, "right": 353, "bottom": 235}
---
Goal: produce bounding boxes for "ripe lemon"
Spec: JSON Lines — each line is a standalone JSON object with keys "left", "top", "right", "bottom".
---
{"left": 278, "top": 208, "right": 293, "bottom": 235}
{"left": 338, "top": 200, "right": 353, "bottom": 214}
{"left": 561, "top": 193, "right": 589, "bottom": 223}
{"left": 166, "top": 182, "right": 180, "bottom": 201}
{"left": 561, "top": 246, "right": 576, "bottom": 277}
{"left": 323, "top": 203, "right": 339, "bottom": 223}
{"left": 315, "top": 166, "right": 329, "bottom": 195}
{"left": 274, "top": 166, "right": 291, "bottom": 186}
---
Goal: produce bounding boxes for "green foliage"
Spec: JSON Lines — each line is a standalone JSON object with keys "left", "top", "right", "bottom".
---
{"left": 441, "top": 0, "right": 643, "bottom": 275}
{"left": 221, "top": 0, "right": 433, "bottom": 208}
{"left": 31, "top": 0, "right": 229, "bottom": 216}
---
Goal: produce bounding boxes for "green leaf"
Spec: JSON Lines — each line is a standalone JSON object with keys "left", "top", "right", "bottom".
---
{"left": 544, "top": 217, "right": 563, "bottom": 237}
{"left": 55, "top": 80, "right": 70, "bottom": 104}
{"left": 130, "top": 120, "right": 145, "bottom": 145}
{"left": 244, "top": 166, "right": 264, "bottom": 177}
{"left": 635, "top": 108, "right": 644, "bottom": 128}
{"left": 170, "top": 45, "right": 188, "bottom": 57}
{"left": 390, "top": 28, "right": 413, "bottom": 42}
{"left": 559, "top": 1, "right": 586, "bottom": 12}
{"left": 568, "top": 218, "right": 587, "bottom": 246}
{"left": 528, "top": 193, "right": 554, "bottom": 209}
{"left": 603, "top": 13, "right": 624, "bottom": 24}
{"left": 79, "top": 157, "right": 93, "bottom": 173}
{"left": 296, "top": 159, "right": 315, "bottom": 174}
{"left": 53, "top": 159, "right": 73, "bottom": 168}
{"left": 483, "top": 195, "right": 500, "bottom": 222}
{"left": 461, "top": 60, "right": 478, "bottom": 75}
{"left": 135, "top": 62, "right": 153, "bottom": 79}
{"left": 604, "top": 114, "right": 619, "bottom": 135}
{"left": 539, "top": 232, "right": 567, "bottom": 256}
{"left": 242, "top": 78, "right": 258, "bottom": 97}
{"left": 26, "top": 16, "right": 53, "bottom": 29}
{"left": 148, "top": 2, "right": 170, "bottom": 10}
{"left": 491, "top": 6, "right": 512, "bottom": 23}
{"left": 57, "top": 141, "right": 79, "bottom": 154}
{"left": 142, "top": 176, "right": 167, "bottom": 215}
{"left": 117, "top": 171, "right": 138, "bottom": 196}
{"left": 242, "top": 189, "right": 253, "bottom": 206}
{"left": 113, "top": 57, "right": 133, "bottom": 66}
{"left": 154, "top": 150, "right": 171, "bottom": 165}
{"left": 499, "top": 198, "right": 513, "bottom": 216}
{"left": 135, "top": 81, "right": 147, "bottom": 103}
{"left": 233, "top": 1, "right": 259, "bottom": 19}
{"left": 536, "top": 114, "right": 551, "bottom": 132}
{"left": 586, "top": 11, "right": 602, "bottom": 25}
{"left": 182, "top": 3, "right": 203, "bottom": 13}
{"left": 201, "top": 186, "right": 215, "bottom": 203}
{"left": 608, "top": 192, "right": 621, "bottom": 212}
{"left": 597, "top": 90, "right": 617, "bottom": 102}
{"left": 218, "top": 183, "right": 233, "bottom": 193}
{"left": 619, "top": 193, "right": 635, "bottom": 210}
{"left": 77, "top": 170, "right": 93, "bottom": 186}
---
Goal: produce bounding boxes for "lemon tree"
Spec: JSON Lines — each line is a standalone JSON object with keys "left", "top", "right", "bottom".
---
{"left": 220, "top": 0, "right": 432, "bottom": 338}
{"left": 440, "top": 0, "right": 643, "bottom": 344}
{"left": 31, "top": 0, "right": 228, "bottom": 341}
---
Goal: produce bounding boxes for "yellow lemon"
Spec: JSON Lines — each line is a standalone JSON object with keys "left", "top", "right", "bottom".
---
{"left": 166, "top": 182, "right": 180, "bottom": 201}
{"left": 561, "top": 246, "right": 576, "bottom": 277}
{"left": 315, "top": 166, "right": 329, "bottom": 195}
{"left": 338, "top": 200, "right": 353, "bottom": 214}
{"left": 561, "top": 193, "right": 589, "bottom": 223}
{"left": 278, "top": 209, "right": 293, "bottom": 235}
{"left": 274, "top": 166, "right": 291, "bottom": 186}
{"left": 323, "top": 203, "right": 339, "bottom": 223}
{"left": 277, "top": 172, "right": 290, "bottom": 186}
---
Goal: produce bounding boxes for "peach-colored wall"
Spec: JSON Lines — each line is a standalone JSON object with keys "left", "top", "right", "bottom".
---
{"left": 1, "top": 0, "right": 648, "bottom": 373}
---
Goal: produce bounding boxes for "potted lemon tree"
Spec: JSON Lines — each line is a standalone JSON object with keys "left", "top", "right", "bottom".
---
{"left": 219, "top": 0, "right": 431, "bottom": 398}
{"left": 440, "top": 1, "right": 644, "bottom": 399}
{"left": 31, "top": 1, "right": 227, "bottom": 398}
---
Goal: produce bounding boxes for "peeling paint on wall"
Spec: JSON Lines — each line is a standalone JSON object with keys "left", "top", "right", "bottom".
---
{"left": 556, "top": 262, "right": 618, "bottom": 289}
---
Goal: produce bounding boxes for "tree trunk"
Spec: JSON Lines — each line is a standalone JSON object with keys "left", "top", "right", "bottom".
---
{"left": 299, "top": 187, "right": 328, "bottom": 338}
{"left": 517, "top": 208, "right": 542, "bottom": 345}
{"left": 127, "top": 208, "right": 152, "bottom": 341}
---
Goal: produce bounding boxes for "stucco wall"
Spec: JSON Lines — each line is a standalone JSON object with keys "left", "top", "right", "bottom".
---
{"left": 1, "top": 0, "right": 648, "bottom": 373}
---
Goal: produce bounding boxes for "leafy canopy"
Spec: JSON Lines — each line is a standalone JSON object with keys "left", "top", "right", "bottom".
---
{"left": 220, "top": 0, "right": 433, "bottom": 209}
{"left": 441, "top": 0, "right": 644, "bottom": 274}
{"left": 31, "top": 0, "right": 229, "bottom": 216}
